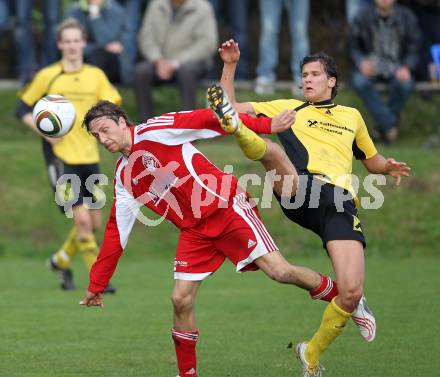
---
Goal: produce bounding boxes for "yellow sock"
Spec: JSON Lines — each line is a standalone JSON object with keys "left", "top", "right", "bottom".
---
{"left": 77, "top": 234, "right": 99, "bottom": 270}
{"left": 52, "top": 227, "right": 77, "bottom": 269}
{"left": 234, "top": 120, "right": 267, "bottom": 161}
{"left": 305, "top": 297, "right": 351, "bottom": 370}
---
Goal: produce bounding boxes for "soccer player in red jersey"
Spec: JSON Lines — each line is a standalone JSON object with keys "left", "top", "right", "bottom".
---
{"left": 79, "top": 100, "right": 339, "bottom": 377}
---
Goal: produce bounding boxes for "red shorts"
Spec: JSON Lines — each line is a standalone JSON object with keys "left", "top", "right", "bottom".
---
{"left": 174, "top": 193, "right": 278, "bottom": 281}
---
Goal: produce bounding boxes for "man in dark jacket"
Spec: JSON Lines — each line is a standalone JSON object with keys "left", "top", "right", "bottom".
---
{"left": 65, "top": 0, "right": 134, "bottom": 85}
{"left": 348, "top": 0, "right": 421, "bottom": 143}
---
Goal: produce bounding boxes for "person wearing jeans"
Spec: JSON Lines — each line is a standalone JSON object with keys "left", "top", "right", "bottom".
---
{"left": 348, "top": 0, "right": 421, "bottom": 143}
{"left": 255, "top": 0, "right": 310, "bottom": 95}
{"left": 14, "top": 0, "right": 60, "bottom": 84}
{"left": 209, "top": 0, "right": 250, "bottom": 80}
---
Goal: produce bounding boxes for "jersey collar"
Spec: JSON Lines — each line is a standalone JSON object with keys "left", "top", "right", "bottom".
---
{"left": 307, "top": 99, "right": 336, "bottom": 108}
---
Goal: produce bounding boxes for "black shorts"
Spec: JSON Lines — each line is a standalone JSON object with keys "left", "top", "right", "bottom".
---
{"left": 274, "top": 174, "right": 366, "bottom": 250}
{"left": 42, "top": 140, "right": 105, "bottom": 214}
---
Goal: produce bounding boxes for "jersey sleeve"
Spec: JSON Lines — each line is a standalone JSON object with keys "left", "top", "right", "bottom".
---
{"left": 238, "top": 113, "right": 272, "bottom": 134}
{"left": 135, "top": 109, "right": 228, "bottom": 145}
{"left": 19, "top": 71, "right": 51, "bottom": 107}
{"left": 250, "top": 99, "right": 302, "bottom": 117}
{"left": 97, "top": 68, "right": 122, "bottom": 105}
{"left": 352, "top": 109, "right": 377, "bottom": 160}
{"left": 88, "top": 175, "right": 140, "bottom": 293}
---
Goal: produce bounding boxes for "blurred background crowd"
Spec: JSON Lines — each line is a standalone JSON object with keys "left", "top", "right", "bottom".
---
{"left": 0, "top": 0, "right": 439, "bottom": 141}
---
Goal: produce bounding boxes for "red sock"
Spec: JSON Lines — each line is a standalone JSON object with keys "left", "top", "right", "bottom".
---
{"left": 309, "top": 274, "right": 338, "bottom": 302}
{"left": 172, "top": 329, "right": 199, "bottom": 376}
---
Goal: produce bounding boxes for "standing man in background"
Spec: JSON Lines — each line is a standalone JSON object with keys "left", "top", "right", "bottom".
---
{"left": 14, "top": 0, "right": 61, "bottom": 84}
{"left": 15, "top": 18, "right": 121, "bottom": 292}
{"left": 254, "top": 0, "right": 310, "bottom": 96}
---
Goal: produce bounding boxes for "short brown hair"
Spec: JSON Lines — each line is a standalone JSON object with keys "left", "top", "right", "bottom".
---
{"left": 83, "top": 101, "right": 130, "bottom": 132}
{"left": 56, "top": 18, "right": 87, "bottom": 41}
{"left": 300, "top": 52, "right": 339, "bottom": 99}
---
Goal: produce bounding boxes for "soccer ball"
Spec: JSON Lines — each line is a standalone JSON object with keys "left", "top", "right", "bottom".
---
{"left": 32, "top": 94, "right": 76, "bottom": 138}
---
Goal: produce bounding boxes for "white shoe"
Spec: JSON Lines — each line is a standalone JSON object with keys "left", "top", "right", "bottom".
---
{"left": 207, "top": 84, "right": 240, "bottom": 134}
{"left": 352, "top": 295, "right": 376, "bottom": 342}
{"left": 254, "top": 76, "right": 275, "bottom": 95}
{"left": 295, "top": 342, "right": 324, "bottom": 377}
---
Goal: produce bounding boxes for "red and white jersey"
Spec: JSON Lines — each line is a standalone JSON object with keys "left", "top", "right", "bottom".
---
{"left": 89, "top": 109, "right": 271, "bottom": 292}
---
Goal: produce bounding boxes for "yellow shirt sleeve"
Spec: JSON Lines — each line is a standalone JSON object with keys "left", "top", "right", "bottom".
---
{"left": 96, "top": 69, "right": 122, "bottom": 105}
{"left": 352, "top": 109, "right": 377, "bottom": 160}
{"left": 250, "top": 99, "right": 301, "bottom": 117}
{"left": 20, "top": 71, "right": 51, "bottom": 107}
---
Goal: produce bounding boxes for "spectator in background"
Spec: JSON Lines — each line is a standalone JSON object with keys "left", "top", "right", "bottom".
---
{"left": 134, "top": 0, "right": 217, "bottom": 120}
{"left": 348, "top": 0, "right": 421, "bottom": 144}
{"left": 0, "top": 0, "right": 11, "bottom": 33}
{"left": 209, "top": 0, "right": 250, "bottom": 80}
{"left": 15, "top": 0, "right": 61, "bottom": 84}
{"left": 346, "top": 0, "right": 373, "bottom": 23}
{"left": 65, "top": 0, "right": 134, "bottom": 85}
{"left": 115, "top": 0, "right": 145, "bottom": 64}
{"left": 409, "top": 0, "right": 440, "bottom": 83}
{"left": 254, "top": 0, "right": 310, "bottom": 96}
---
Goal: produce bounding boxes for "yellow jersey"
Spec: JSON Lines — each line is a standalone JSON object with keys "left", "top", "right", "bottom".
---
{"left": 20, "top": 62, "right": 122, "bottom": 164}
{"left": 250, "top": 98, "right": 377, "bottom": 195}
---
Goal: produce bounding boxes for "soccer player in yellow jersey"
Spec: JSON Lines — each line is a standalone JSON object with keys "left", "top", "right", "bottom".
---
{"left": 210, "top": 40, "right": 410, "bottom": 376}
{"left": 15, "top": 18, "right": 121, "bottom": 292}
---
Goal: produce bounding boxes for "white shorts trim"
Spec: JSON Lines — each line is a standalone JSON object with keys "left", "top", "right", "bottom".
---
{"left": 236, "top": 246, "right": 270, "bottom": 272}
{"left": 232, "top": 193, "right": 278, "bottom": 272}
{"left": 174, "top": 272, "right": 213, "bottom": 281}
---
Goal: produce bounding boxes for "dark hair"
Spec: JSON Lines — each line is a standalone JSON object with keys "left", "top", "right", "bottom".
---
{"left": 82, "top": 101, "right": 130, "bottom": 131}
{"left": 300, "top": 52, "right": 339, "bottom": 99}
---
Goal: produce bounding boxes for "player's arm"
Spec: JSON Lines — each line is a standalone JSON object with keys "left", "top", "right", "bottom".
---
{"left": 219, "top": 39, "right": 255, "bottom": 116}
{"left": 80, "top": 184, "right": 140, "bottom": 307}
{"left": 362, "top": 154, "right": 411, "bottom": 185}
{"left": 239, "top": 110, "right": 295, "bottom": 134}
{"left": 353, "top": 110, "right": 410, "bottom": 185}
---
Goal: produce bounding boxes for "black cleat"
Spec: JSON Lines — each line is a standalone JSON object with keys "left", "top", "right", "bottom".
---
{"left": 207, "top": 84, "right": 240, "bottom": 134}
{"left": 47, "top": 257, "right": 76, "bottom": 290}
{"left": 103, "top": 283, "right": 117, "bottom": 294}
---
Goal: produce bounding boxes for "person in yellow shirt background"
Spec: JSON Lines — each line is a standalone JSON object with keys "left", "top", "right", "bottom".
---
{"left": 15, "top": 18, "right": 121, "bottom": 292}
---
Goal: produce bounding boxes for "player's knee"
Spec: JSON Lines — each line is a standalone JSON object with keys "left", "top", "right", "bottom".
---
{"left": 262, "top": 139, "right": 282, "bottom": 162}
{"left": 339, "top": 284, "right": 363, "bottom": 310}
{"left": 74, "top": 215, "right": 93, "bottom": 234}
{"left": 171, "top": 292, "right": 195, "bottom": 313}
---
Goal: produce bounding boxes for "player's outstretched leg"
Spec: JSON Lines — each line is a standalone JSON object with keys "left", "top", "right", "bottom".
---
{"left": 207, "top": 84, "right": 267, "bottom": 160}
{"left": 207, "top": 83, "right": 240, "bottom": 134}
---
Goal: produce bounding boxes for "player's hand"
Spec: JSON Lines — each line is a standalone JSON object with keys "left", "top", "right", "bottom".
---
{"left": 219, "top": 39, "right": 240, "bottom": 64}
{"left": 80, "top": 290, "right": 104, "bottom": 307}
{"left": 385, "top": 158, "right": 411, "bottom": 185}
{"left": 271, "top": 110, "right": 296, "bottom": 133}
